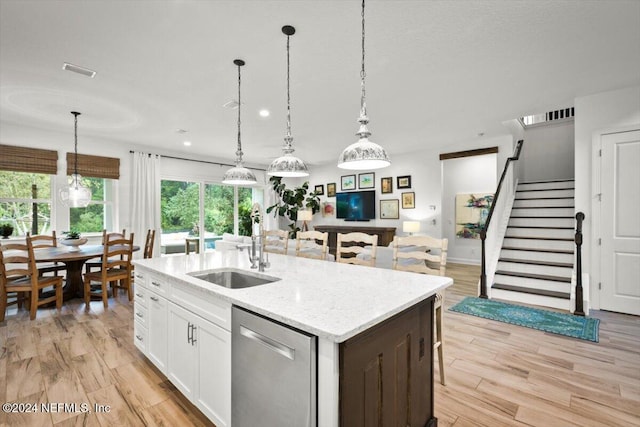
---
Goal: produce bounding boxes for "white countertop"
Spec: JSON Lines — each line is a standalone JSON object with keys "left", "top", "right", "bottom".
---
{"left": 134, "top": 251, "right": 452, "bottom": 342}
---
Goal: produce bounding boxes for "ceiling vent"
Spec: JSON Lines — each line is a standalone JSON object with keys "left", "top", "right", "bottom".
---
{"left": 62, "top": 62, "right": 96, "bottom": 78}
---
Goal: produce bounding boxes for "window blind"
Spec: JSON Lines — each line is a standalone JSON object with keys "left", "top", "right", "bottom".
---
{"left": 0, "top": 144, "right": 58, "bottom": 174}
{"left": 66, "top": 153, "right": 120, "bottom": 179}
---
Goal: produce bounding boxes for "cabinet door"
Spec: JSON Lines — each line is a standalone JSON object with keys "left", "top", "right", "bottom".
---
{"left": 195, "top": 318, "right": 231, "bottom": 427}
{"left": 148, "top": 293, "right": 168, "bottom": 373}
{"left": 167, "top": 302, "right": 198, "bottom": 398}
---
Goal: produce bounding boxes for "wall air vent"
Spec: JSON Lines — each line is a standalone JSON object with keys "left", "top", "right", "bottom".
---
{"left": 62, "top": 62, "right": 96, "bottom": 78}
{"left": 519, "top": 107, "right": 574, "bottom": 128}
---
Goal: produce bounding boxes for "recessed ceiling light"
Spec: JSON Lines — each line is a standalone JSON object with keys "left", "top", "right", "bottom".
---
{"left": 183, "top": 141, "right": 192, "bottom": 146}
{"left": 259, "top": 109, "right": 270, "bottom": 117}
{"left": 176, "top": 129, "right": 188, "bottom": 134}
{"left": 62, "top": 62, "right": 96, "bottom": 78}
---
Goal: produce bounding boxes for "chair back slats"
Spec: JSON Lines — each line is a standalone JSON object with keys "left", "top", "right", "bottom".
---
{"left": 295, "top": 231, "right": 328, "bottom": 260}
{"left": 392, "top": 235, "right": 448, "bottom": 276}
{"left": 101, "top": 233, "right": 134, "bottom": 272}
{"left": 263, "top": 230, "right": 289, "bottom": 254}
{"left": 28, "top": 231, "right": 58, "bottom": 248}
{"left": 0, "top": 241, "right": 37, "bottom": 281}
{"left": 144, "top": 229, "right": 155, "bottom": 259}
{"left": 337, "top": 232, "right": 378, "bottom": 267}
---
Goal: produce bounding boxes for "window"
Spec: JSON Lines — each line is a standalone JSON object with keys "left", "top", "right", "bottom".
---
{"left": 0, "top": 171, "right": 53, "bottom": 236}
{"left": 69, "top": 177, "right": 115, "bottom": 233}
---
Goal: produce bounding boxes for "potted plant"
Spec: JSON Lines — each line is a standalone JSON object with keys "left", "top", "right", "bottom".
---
{"left": 266, "top": 177, "right": 321, "bottom": 238}
{"left": 60, "top": 230, "right": 88, "bottom": 251}
{"left": 0, "top": 223, "right": 14, "bottom": 239}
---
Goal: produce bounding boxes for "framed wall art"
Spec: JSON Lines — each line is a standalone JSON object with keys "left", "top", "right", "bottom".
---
{"left": 327, "top": 182, "right": 336, "bottom": 197}
{"left": 380, "top": 199, "right": 399, "bottom": 219}
{"left": 314, "top": 184, "right": 324, "bottom": 195}
{"left": 358, "top": 172, "right": 375, "bottom": 189}
{"left": 341, "top": 175, "right": 356, "bottom": 191}
{"left": 381, "top": 177, "right": 393, "bottom": 194}
{"left": 455, "top": 193, "right": 494, "bottom": 239}
{"left": 397, "top": 175, "right": 412, "bottom": 189}
{"left": 402, "top": 192, "right": 415, "bottom": 209}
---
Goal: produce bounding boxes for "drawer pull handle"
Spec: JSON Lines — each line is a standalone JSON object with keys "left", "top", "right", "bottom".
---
{"left": 150, "top": 296, "right": 159, "bottom": 302}
{"left": 136, "top": 312, "right": 143, "bottom": 318}
{"left": 151, "top": 281, "right": 161, "bottom": 287}
{"left": 135, "top": 335, "right": 143, "bottom": 341}
{"left": 135, "top": 293, "right": 143, "bottom": 298}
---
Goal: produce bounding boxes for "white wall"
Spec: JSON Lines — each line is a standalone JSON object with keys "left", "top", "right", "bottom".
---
{"left": 521, "top": 121, "right": 574, "bottom": 181}
{"left": 574, "top": 85, "right": 640, "bottom": 308}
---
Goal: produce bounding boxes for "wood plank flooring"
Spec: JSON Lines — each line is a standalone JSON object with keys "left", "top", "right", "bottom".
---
{"left": 1, "top": 263, "right": 639, "bottom": 426}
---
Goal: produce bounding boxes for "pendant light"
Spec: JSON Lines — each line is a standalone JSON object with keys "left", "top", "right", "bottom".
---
{"left": 338, "top": 0, "right": 390, "bottom": 170}
{"left": 222, "top": 59, "right": 257, "bottom": 185}
{"left": 267, "top": 25, "right": 309, "bottom": 177}
{"left": 59, "top": 111, "right": 92, "bottom": 207}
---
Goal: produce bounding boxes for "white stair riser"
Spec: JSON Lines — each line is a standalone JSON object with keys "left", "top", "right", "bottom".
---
{"left": 502, "top": 238, "right": 574, "bottom": 251}
{"left": 516, "top": 189, "right": 575, "bottom": 199}
{"left": 506, "top": 227, "right": 574, "bottom": 239}
{"left": 509, "top": 217, "right": 574, "bottom": 228}
{"left": 518, "top": 181, "right": 575, "bottom": 191}
{"left": 500, "top": 249, "right": 574, "bottom": 264}
{"left": 513, "top": 198, "right": 575, "bottom": 208}
{"left": 497, "top": 261, "right": 573, "bottom": 277}
{"left": 490, "top": 289, "right": 571, "bottom": 311}
{"left": 511, "top": 207, "right": 575, "bottom": 217}
{"left": 494, "top": 274, "right": 572, "bottom": 293}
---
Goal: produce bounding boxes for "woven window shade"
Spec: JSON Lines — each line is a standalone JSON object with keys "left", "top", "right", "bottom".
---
{"left": 66, "top": 153, "right": 120, "bottom": 179}
{"left": 0, "top": 144, "right": 58, "bottom": 174}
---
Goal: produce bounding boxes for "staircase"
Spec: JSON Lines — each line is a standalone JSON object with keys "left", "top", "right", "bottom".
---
{"left": 491, "top": 179, "right": 575, "bottom": 310}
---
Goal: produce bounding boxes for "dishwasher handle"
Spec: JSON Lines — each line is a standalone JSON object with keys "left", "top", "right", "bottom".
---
{"left": 240, "top": 325, "right": 295, "bottom": 360}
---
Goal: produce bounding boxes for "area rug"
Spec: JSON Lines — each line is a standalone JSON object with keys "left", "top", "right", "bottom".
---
{"left": 449, "top": 297, "right": 600, "bottom": 342}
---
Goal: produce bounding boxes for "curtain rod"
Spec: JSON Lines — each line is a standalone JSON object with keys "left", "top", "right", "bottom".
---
{"left": 129, "top": 150, "right": 267, "bottom": 171}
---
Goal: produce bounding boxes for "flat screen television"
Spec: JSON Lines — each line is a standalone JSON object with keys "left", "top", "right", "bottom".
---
{"left": 336, "top": 190, "right": 376, "bottom": 221}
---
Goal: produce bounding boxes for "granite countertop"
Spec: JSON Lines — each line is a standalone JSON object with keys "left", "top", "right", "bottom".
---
{"left": 133, "top": 251, "right": 452, "bottom": 342}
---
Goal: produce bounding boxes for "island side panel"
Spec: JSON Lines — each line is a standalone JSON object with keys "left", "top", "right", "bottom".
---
{"left": 339, "top": 296, "right": 436, "bottom": 426}
{"left": 318, "top": 338, "right": 340, "bottom": 427}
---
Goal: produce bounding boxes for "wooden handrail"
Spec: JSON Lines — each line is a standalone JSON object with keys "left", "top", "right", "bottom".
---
{"left": 574, "top": 212, "right": 585, "bottom": 316}
{"left": 479, "top": 140, "right": 524, "bottom": 298}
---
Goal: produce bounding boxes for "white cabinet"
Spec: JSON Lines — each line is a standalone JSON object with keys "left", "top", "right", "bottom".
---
{"left": 147, "top": 292, "right": 168, "bottom": 373}
{"left": 168, "top": 302, "right": 231, "bottom": 427}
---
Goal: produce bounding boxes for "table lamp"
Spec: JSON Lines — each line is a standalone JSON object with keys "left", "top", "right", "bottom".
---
{"left": 403, "top": 221, "right": 420, "bottom": 236}
{"left": 298, "top": 210, "right": 313, "bottom": 232}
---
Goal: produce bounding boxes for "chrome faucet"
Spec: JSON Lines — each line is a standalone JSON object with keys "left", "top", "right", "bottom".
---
{"left": 248, "top": 203, "right": 269, "bottom": 271}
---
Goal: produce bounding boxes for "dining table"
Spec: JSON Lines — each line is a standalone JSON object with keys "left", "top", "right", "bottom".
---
{"left": 33, "top": 244, "right": 140, "bottom": 300}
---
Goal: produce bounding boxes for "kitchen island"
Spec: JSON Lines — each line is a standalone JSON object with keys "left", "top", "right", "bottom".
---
{"left": 133, "top": 250, "right": 452, "bottom": 427}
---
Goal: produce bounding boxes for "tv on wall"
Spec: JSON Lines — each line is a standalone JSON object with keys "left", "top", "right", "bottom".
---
{"left": 336, "top": 191, "right": 376, "bottom": 221}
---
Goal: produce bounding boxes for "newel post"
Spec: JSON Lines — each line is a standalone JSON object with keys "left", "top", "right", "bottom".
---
{"left": 479, "top": 229, "right": 488, "bottom": 299}
{"left": 574, "top": 212, "right": 585, "bottom": 316}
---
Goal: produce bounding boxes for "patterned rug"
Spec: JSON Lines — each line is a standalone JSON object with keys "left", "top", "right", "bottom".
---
{"left": 449, "top": 297, "right": 600, "bottom": 342}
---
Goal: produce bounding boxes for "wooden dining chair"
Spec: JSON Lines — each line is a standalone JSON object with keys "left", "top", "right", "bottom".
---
{"left": 0, "top": 239, "right": 63, "bottom": 321}
{"left": 263, "top": 229, "right": 289, "bottom": 255}
{"left": 392, "top": 235, "right": 448, "bottom": 385}
{"left": 143, "top": 229, "right": 155, "bottom": 259}
{"left": 85, "top": 229, "right": 126, "bottom": 273}
{"left": 83, "top": 232, "right": 134, "bottom": 309}
{"left": 295, "top": 230, "right": 329, "bottom": 260}
{"left": 27, "top": 231, "right": 67, "bottom": 277}
{"left": 336, "top": 232, "right": 378, "bottom": 267}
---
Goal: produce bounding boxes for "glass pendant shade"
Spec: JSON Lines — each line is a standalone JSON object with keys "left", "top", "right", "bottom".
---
{"left": 59, "top": 173, "right": 92, "bottom": 207}
{"left": 267, "top": 25, "right": 309, "bottom": 178}
{"left": 222, "top": 59, "right": 257, "bottom": 186}
{"left": 60, "top": 111, "right": 92, "bottom": 207}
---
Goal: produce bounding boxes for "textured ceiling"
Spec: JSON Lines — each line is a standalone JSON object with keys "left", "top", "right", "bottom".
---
{"left": 1, "top": 0, "right": 639, "bottom": 167}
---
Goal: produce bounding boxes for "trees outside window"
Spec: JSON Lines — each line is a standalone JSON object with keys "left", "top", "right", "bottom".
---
{"left": 0, "top": 171, "right": 52, "bottom": 236}
{"left": 69, "top": 177, "right": 114, "bottom": 233}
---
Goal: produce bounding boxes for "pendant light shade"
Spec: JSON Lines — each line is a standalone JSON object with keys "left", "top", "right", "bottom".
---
{"left": 338, "top": 0, "right": 390, "bottom": 170}
{"left": 59, "top": 111, "right": 92, "bottom": 207}
{"left": 267, "top": 25, "right": 309, "bottom": 177}
{"left": 223, "top": 59, "right": 257, "bottom": 185}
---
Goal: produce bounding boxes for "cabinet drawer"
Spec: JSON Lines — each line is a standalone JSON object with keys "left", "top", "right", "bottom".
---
{"left": 134, "top": 320, "right": 147, "bottom": 354}
{"left": 134, "top": 302, "right": 148, "bottom": 327}
{"left": 133, "top": 270, "right": 147, "bottom": 288}
{"left": 171, "top": 281, "right": 231, "bottom": 331}
{"left": 134, "top": 286, "right": 147, "bottom": 307}
{"left": 148, "top": 274, "right": 169, "bottom": 297}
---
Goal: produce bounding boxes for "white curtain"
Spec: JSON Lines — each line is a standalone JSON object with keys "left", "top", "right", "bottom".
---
{"left": 130, "top": 152, "right": 161, "bottom": 258}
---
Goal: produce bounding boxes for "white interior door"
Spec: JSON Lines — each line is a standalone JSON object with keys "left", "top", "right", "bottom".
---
{"left": 600, "top": 129, "right": 640, "bottom": 315}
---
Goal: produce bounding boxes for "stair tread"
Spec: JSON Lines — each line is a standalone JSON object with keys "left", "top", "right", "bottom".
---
{"left": 510, "top": 216, "right": 574, "bottom": 219}
{"left": 507, "top": 225, "right": 574, "bottom": 230}
{"left": 499, "top": 258, "right": 573, "bottom": 268}
{"left": 516, "top": 188, "right": 575, "bottom": 192}
{"left": 501, "top": 246, "right": 574, "bottom": 254}
{"left": 504, "top": 235, "right": 574, "bottom": 241}
{"left": 492, "top": 284, "right": 571, "bottom": 299}
{"left": 495, "top": 270, "right": 572, "bottom": 283}
{"left": 514, "top": 197, "right": 575, "bottom": 200}
{"left": 519, "top": 179, "right": 575, "bottom": 184}
{"left": 512, "top": 206, "right": 575, "bottom": 209}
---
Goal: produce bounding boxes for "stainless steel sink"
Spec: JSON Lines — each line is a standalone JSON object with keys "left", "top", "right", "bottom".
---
{"left": 188, "top": 268, "right": 280, "bottom": 289}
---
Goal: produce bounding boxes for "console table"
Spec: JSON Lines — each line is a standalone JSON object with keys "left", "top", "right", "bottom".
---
{"left": 314, "top": 225, "right": 396, "bottom": 255}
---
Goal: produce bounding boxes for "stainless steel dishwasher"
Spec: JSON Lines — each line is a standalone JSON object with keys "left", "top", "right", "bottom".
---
{"left": 232, "top": 306, "right": 317, "bottom": 427}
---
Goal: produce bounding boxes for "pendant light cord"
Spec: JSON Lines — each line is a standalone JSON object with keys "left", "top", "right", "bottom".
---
{"left": 286, "top": 33, "right": 292, "bottom": 142}
{"left": 74, "top": 113, "right": 79, "bottom": 176}
{"left": 236, "top": 61, "right": 243, "bottom": 164}
{"left": 360, "top": 0, "right": 367, "bottom": 118}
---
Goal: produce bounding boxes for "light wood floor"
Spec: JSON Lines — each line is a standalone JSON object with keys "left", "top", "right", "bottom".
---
{"left": 1, "top": 263, "right": 639, "bottom": 426}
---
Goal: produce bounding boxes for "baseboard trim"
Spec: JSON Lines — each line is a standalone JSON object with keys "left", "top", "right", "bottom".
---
{"left": 448, "top": 257, "right": 480, "bottom": 266}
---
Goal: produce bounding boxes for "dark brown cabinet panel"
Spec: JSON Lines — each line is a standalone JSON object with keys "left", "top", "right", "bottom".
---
{"left": 339, "top": 297, "right": 436, "bottom": 426}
